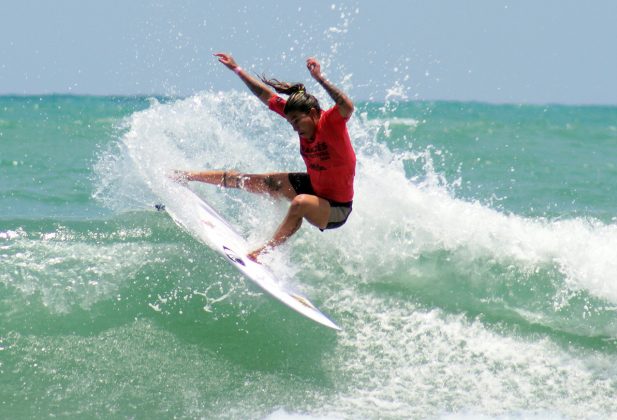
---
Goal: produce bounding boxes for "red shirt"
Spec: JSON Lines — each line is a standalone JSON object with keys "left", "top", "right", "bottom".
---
{"left": 268, "top": 95, "right": 356, "bottom": 203}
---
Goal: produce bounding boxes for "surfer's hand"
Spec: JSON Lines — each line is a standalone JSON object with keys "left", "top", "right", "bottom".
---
{"left": 306, "top": 57, "right": 321, "bottom": 79}
{"left": 214, "top": 53, "right": 239, "bottom": 71}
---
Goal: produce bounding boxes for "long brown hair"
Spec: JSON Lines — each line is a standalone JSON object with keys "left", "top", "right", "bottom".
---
{"left": 260, "top": 76, "right": 321, "bottom": 116}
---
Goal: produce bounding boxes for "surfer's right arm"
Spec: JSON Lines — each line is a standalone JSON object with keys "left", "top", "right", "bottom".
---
{"left": 214, "top": 53, "right": 274, "bottom": 105}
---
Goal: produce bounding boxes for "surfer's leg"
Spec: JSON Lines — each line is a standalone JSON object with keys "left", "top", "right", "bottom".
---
{"left": 174, "top": 170, "right": 227, "bottom": 186}
{"left": 232, "top": 172, "right": 297, "bottom": 200}
{"left": 293, "top": 194, "right": 331, "bottom": 230}
{"left": 178, "top": 171, "right": 231, "bottom": 187}
{"left": 180, "top": 170, "right": 296, "bottom": 200}
{"left": 248, "top": 194, "right": 330, "bottom": 261}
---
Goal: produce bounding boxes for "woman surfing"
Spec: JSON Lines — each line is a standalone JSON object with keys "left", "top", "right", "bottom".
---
{"left": 176, "top": 53, "right": 356, "bottom": 262}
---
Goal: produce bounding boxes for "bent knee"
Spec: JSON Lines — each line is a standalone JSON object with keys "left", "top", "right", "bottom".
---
{"left": 290, "top": 194, "right": 330, "bottom": 229}
{"left": 289, "top": 194, "right": 312, "bottom": 214}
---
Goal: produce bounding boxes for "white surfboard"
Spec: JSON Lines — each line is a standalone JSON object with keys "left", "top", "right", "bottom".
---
{"left": 159, "top": 184, "right": 341, "bottom": 331}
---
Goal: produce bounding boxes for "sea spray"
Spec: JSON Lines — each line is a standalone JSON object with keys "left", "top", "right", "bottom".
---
{"left": 92, "top": 91, "right": 617, "bottom": 341}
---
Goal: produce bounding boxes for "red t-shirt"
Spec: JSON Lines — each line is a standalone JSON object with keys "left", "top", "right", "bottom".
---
{"left": 268, "top": 95, "right": 356, "bottom": 203}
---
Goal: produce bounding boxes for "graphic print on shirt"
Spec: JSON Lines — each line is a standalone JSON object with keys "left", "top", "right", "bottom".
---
{"left": 301, "top": 141, "right": 329, "bottom": 171}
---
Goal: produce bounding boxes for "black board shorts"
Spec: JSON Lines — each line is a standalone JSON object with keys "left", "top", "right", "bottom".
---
{"left": 287, "top": 172, "right": 353, "bottom": 230}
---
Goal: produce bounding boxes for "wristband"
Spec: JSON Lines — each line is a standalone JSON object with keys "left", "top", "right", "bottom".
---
{"left": 233, "top": 66, "right": 242, "bottom": 75}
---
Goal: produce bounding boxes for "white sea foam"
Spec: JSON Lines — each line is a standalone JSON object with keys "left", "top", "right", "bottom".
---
{"left": 340, "top": 150, "right": 617, "bottom": 303}
{"left": 316, "top": 293, "right": 617, "bottom": 418}
{"left": 0, "top": 228, "right": 26, "bottom": 240}
{"left": 0, "top": 228, "right": 169, "bottom": 313}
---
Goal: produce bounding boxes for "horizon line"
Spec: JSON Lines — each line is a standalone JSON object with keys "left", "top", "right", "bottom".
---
{"left": 1, "top": 91, "right": 616, "bottom": 107}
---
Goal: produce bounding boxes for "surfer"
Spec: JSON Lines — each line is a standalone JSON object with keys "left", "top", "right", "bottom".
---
{"left": 176, "top": 53, "right": 355, "bottom": 262}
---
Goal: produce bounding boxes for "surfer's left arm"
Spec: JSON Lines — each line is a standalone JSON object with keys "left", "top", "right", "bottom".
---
{"left": 307, "top": 57, "right": 354, "bottom": 119}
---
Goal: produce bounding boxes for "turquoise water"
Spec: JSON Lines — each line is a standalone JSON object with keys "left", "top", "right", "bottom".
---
{"left": 2, "top": 94, "right": 617, "bottom": 418}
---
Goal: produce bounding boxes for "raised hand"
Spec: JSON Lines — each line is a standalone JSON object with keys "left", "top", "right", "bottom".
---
{"left": 214, "top": 53, "right": 239, "bottom": 71}
{"left": 306, "top": 57, "right": 322, "bottom": 80}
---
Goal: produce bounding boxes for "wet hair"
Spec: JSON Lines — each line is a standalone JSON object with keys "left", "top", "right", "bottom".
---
{"left": 260, "top": 76, "right": 321, "bottom": 116}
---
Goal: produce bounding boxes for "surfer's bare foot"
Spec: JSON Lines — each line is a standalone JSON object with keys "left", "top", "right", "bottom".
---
{"left": 247, "top": 245, "right": 268, "bottom": 263}
{"left": 247, "top": 249, "right": 262, "bottom": 263}
{"left": 168, "top": 170, "right": 189, "bottom": 185}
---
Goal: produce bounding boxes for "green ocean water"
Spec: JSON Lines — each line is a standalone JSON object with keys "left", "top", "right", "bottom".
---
{"left": 2, "top": 94, "right": 617, "bottom": 418}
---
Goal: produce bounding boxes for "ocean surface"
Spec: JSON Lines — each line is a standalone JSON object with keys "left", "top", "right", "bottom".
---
{"left": 1, "top": 93, "right": 617, "bottom": 419}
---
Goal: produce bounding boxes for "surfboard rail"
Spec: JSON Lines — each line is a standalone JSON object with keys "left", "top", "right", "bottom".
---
{"left": 160, "top": 184, "right": 341, "bottom": 331}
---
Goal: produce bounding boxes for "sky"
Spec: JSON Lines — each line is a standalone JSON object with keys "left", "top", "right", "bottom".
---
{"left": 1, "top": 0, "right": 616, "bottom": 104}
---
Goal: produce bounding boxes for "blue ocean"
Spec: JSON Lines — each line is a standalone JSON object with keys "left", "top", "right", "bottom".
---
{"left": 1, "top": 91, "right": 617, "bottom": 418}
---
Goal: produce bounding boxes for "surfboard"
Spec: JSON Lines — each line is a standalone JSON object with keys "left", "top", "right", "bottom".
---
{"left": 158, "top": 184, "right": 341, "bottom": 331}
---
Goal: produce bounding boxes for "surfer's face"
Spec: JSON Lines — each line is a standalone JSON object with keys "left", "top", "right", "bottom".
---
{"left": 286, "top": 109, "right": 319, "bottom": 139}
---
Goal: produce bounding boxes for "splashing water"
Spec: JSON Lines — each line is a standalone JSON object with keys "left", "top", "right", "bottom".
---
{"left": 92, "top": 89, "right": 617, "bottom": 342}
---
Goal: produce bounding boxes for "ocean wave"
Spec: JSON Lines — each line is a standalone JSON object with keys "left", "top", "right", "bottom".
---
{"left": 89, "top": 90, "right": 617, "bottom": 339}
